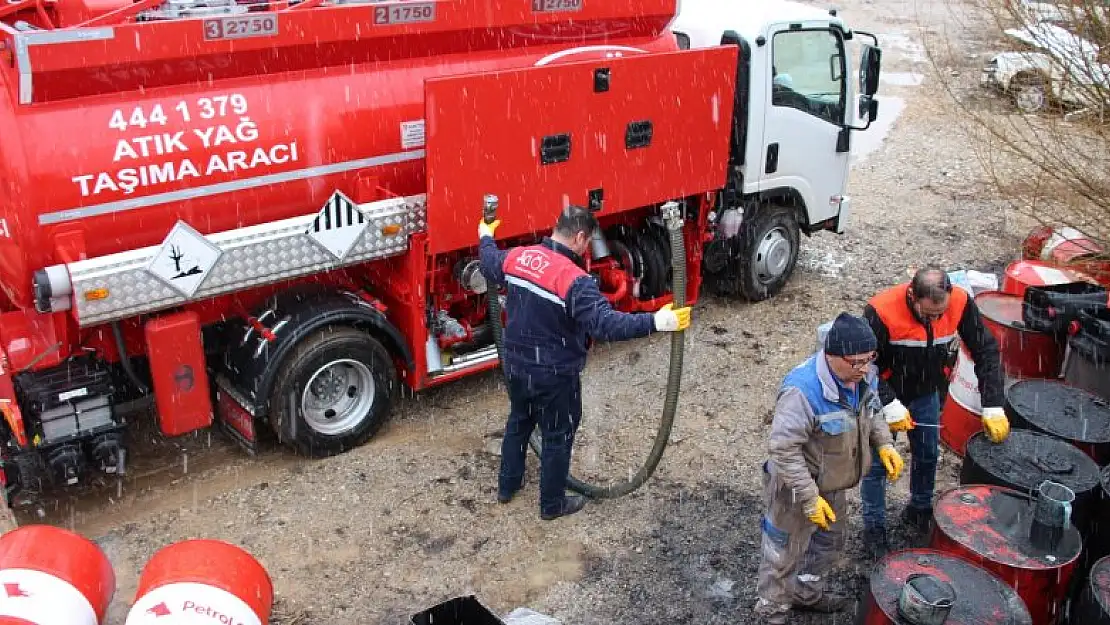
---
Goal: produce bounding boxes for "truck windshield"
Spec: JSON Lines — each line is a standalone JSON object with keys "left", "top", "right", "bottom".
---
{"left": 770, "top": 28, "right": 846, "bottom": 126}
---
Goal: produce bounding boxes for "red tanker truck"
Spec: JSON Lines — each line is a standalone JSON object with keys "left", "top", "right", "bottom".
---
{"left": 0, "top": 0, "right": 882, "bottom": 503}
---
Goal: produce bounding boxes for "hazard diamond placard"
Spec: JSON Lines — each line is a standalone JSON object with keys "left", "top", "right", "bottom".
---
{"left": 306, "top": 190, "right": 368, "bottom": 261}
{"left": 145, "top": 220, "right": 223, "bottom": 298}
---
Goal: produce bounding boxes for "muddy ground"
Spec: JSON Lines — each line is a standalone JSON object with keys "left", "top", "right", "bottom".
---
{"left": 14, "top": 0, "right": 1041, "bottom": 623}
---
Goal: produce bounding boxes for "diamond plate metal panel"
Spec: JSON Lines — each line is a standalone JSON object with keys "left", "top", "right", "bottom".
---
{"left": 67, "top": 194, "right": 428, "bottom": 327}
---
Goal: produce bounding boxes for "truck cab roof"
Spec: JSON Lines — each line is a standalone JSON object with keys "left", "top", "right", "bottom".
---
{"left": 671, "top": 0, "right": 846, "bottom": 45}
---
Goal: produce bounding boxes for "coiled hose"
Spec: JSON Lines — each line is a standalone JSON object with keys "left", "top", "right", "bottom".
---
{"left": 486, "top": 201, "right": 687, "bottom": 499}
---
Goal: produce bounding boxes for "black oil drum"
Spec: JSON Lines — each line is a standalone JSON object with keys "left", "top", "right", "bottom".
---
{"left": 1068, "top": 554, "right": 1110, "bottom": 625}
{"left": 1005, "top": 379, "right": 1110, "bottom": 465}
{"left": 960, "top": 429, "right": 1102, "bottom": 534}
{"left": 1063, "top": 307, "right": 1110, "bottom": 402}
{"left": 859, "top": 548, "right": 1031, "bottom": 625}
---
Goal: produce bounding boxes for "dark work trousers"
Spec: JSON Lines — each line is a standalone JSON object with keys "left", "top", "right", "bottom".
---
{"left": 498, "top": 371, "right": 583, "bottom": 516}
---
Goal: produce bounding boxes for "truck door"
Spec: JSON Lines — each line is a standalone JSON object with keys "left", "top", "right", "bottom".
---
{"left": 759, "top": 26, "right": 850, "bottom": 226}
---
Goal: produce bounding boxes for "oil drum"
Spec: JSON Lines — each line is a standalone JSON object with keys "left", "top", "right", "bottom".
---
{"left": 0, "top": 524, "right": 116, "bottom": 625}
{"left": 941, "top": 344, "right": 984, "bottom": 456}
{"left": 1004, "top": 379, "right": 1110, "bottom": 465}
{"left": 125, "top": 539, "right": 273, "bottom": 625}
{"left": 1069, "top": 555, "right": 1110, "bottom": 624}
{"left": 1002, "top": 259, "right": 1096, "bottom": 300}
{"left": 929, "top": 484, "right": 1082, "bottom": 625}
{"left": 960, "top": 429, "right": 1102, "bottom": 534}
{"left": 859, "top": 548, "right": 1032, "bottom": 625}
{"left": 1062, "top": 307, "right": 1110, "bottom": 402}
{"left": 1085, "top": 467, "right": 1110, "bottom": 570}
{"left": 976, "top": 291, "right": 1064, "bottom": 380}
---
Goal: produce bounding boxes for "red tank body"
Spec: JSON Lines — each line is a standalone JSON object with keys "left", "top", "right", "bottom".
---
{"left": 0, "top": 0, "right": 678, "bottom": 309}
{"left": 0, "top": 0, "right": 740, "bottom": 498}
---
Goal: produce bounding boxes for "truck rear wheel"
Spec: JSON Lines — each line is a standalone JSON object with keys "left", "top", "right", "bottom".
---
{"left": 737, "top": 204, "right": 800, "bottom": 301}
{"left": 268, "top": 326, "right": 397, "bottom": 457}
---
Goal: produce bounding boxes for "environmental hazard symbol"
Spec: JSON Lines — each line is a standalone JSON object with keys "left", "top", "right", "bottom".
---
{"left": 146, "top": 220, "right": 223, "bottom": 298}
{"left": 306, "top": 190, "right": 368, "bottom": 261}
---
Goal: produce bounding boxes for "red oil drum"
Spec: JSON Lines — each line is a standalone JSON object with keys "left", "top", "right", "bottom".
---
{"left": 1003, "top": 260, "right": 1096, "bottom": 300}
{"left": 929, "top": 484, "right": 1082, "bottom": 625}
{"left": 859, "top": 548, "right": 1032, "bottom": 625}
{"left": 125, "top": 539, "right": 273, "bottom": 625}
{"left": 976, "top": 291, "right": 1065, "bottom": 380}
{"left": 1004, "top": 379, "right": 1110, "bottom": 465}
{"left": 961, "top": 430, "right": 1103, "bottom": 534}
{"left": 0, "top": 525, "right": 115, "bottom": 625}
{"left": 1069, "top": 555, "right": 1110, "bottom": 624}
{"left": 941, "top": 344, "right": 984, "bottom": 456}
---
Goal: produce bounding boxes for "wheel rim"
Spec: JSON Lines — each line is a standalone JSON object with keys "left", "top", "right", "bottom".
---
{"left": 754, "top": 227, "right": 793, "bottom": 284}
{"left": 1016, "top": 84, "right": 1046, "bottom": 112}
{"left": 300, "top": 358, "right": 375, "bottom": 436}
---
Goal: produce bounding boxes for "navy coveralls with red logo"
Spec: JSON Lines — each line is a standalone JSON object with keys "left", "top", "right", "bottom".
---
{"left": 479, "top": 235, "right": 655, "bottom": 515}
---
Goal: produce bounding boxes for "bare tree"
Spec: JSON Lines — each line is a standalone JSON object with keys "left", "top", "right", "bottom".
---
{"left": 921, "top": 0, "right": 1110, "bottom": 252}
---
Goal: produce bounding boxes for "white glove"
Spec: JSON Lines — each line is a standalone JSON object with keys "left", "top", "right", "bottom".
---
{"left": 882, "top": 399, "right": 914, "bottom": 433}
{"left": 653, "top": 303, "right": 691, "bottom": 332}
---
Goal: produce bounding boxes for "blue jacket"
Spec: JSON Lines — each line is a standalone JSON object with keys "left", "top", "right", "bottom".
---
{"left": 479, "top": 235, "right": 655, "bottom": 377}
{"left": 766, "top": 351, "right": 892, "bottom": 506}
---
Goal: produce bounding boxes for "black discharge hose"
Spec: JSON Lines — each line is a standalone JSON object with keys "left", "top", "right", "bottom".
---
{"left": 483, "top": 195, "right": 687, "bottom": 499}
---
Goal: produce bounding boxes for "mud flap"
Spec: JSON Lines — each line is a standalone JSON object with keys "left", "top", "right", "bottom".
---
{"left": 423, "top": 45, "right": 738, "bottom": 256}
{"left": 213, "top": 375, "right": 259, "bottom": 456}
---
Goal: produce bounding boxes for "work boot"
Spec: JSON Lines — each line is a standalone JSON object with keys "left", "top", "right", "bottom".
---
{"left": 541, "top": 495, "right": 586, "bottom": 520}
{"left": 794, "top": 593, "right": 853, "bottom": 613}
{"left": 863, "top": 526, "right": 890, "bottom": 559}
{"left": 902, "top": 505, "right": 934, "bottom": 535}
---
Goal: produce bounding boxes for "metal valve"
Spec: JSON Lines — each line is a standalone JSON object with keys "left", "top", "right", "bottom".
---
{"left": 662, "top": 200, "right": 684, "bottom": 231}
{"left": 483, "top": 194, "right": 499, "bottom": 225}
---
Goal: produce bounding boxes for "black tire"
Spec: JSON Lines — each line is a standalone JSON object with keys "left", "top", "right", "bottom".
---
{"left": 268, "top": 326, "right": 397, "bottom": 457}
{"left": 737, "top": 204, "right": 801, "bottom": 302}
{"left": 1011, "top": 72, "right": 1049, "bottom": 114}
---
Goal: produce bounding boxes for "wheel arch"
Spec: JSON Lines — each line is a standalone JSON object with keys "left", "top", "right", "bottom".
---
{"left": 223, "top": 286, "right": 413, "bottom": 418}
{"left": 752, "top": 187, "right": 811, "bottom": 234}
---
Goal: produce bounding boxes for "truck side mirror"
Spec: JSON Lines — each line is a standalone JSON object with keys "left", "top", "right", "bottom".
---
{"left": 859, "top": 44, "right": 882, "bottom": 96}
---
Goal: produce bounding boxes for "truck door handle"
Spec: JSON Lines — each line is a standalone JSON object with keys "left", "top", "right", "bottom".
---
{"left": 765, "top": 143, "right": 779, "bottom": 174}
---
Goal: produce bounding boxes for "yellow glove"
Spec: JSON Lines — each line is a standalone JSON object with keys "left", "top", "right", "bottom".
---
{"left": 882, "top": 399, "right": 915, "bottom": 433}
{"left": 982, "top": 407, "right": 1010, "bottom": 443}
{"left": 653, "top": 303, "right": 692, "bottom": 332}
{"left": 878, "top": 444, "right": 904, "bottom": 482}
{"left": 805, "top": 496, "right": 837, "bottom": 531}
{"left": 478, "top": 219, "right": 501, "bottom": 239}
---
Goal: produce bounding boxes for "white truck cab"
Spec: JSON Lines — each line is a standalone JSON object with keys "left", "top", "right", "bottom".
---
{"left": 671, "top": 0, "right": 881, "bottom": 300}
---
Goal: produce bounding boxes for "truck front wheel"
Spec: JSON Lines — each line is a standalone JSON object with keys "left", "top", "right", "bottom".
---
{"left": 737, "top": 204, "right": 800, "bottom": 301}
{"left": 268, "top": 326, "right": 397, "bottom": 457}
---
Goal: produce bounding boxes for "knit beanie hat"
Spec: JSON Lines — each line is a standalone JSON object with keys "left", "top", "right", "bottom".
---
{"left": 825, "top": 312, "right": 877, "bottom": 356}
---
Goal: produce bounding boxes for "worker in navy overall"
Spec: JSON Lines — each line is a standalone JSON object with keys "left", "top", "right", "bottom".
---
{"left": 754, "top": 313, "right": 903, "bottom": 624}
{"left": 477, "top": 205, "right": 691, "bottom": 520}
{"left": 860, "top": 267, "right": 1008, "bottom": 557}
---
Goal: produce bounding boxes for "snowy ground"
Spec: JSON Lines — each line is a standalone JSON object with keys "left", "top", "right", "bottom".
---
{"left": 14, "top": 0, "right": 1038, "bottom": 623}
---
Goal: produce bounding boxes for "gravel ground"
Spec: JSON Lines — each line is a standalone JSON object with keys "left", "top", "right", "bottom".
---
{"left": 13, "top": 0, "right": 1040, "bottom": 623}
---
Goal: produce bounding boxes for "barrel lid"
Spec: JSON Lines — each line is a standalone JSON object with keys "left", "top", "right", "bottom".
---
{"left": 976, "top": 292, "right": 1028, "bottom": 331}
{"left": 965, "top": 429, "right": 1102, "bottom": 494}
{"left": 870, "top": 549, "right": 1032, "bottom": 624}
{"left": 1006, "top": 379, "right": 1110, "bottom": 443}
{"left": 934, "top": 485, "right": 1082, "bottom": 569}
{"left": 1091, "top": 556, "right": 1110, "bottom": 614}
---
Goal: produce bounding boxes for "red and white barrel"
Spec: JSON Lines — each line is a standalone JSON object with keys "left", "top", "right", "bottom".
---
{"left": 1038, "top": 226, "right": 1103, "bottom": 265}
{"left": 940, "top": 344, "right": 983, "bottom": 457}
{"left": 125, "top": 539, "right": 273, "bottom": 625}
{"left": 1000, "top": 260, "right": 1094, "bottom": 300}
{"left": 0, "top": 525, "right": 115, "bottom": 625}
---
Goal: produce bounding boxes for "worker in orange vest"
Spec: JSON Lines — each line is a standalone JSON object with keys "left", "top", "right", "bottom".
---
{"left": 860, "top": 267, "right": 1009, "bottom": 558}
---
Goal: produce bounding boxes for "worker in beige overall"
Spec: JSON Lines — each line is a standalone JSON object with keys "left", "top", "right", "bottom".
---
{"left": 753, "top": 313, "right": 904, "bottom": 624}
